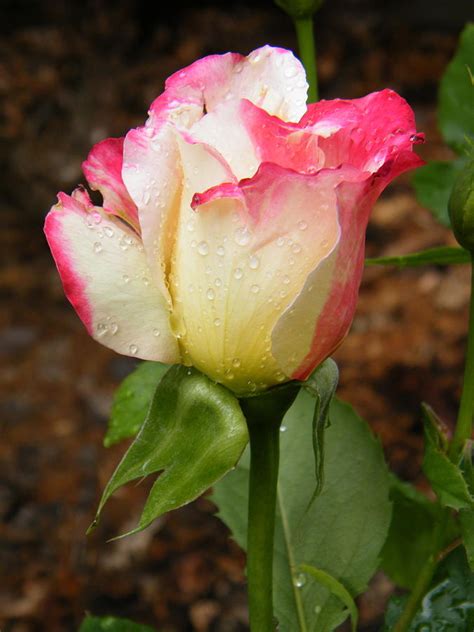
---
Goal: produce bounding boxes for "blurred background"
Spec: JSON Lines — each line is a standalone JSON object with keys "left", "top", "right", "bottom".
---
{"left": 1, "top": 0, "right": 473, "bottom": 630}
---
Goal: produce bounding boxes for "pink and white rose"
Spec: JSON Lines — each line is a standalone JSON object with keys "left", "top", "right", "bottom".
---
{"left": 45, "top": 46, "right": 423, "bottom": 394}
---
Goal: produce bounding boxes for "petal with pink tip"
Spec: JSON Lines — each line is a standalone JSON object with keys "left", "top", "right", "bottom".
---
{"left": 149, "top": 45, "right": 308, "bottom": 128}
{"left": 44, "top": 190, "right": 179, "bottom": 363}
{"left": 82, "top": 137, "right": 139, "bottom": 230}
{"left": 301, "top": 89, "right": 424, "bottom": 172}
{"left": 178, "top": 163, "right": 345, "bottom": 392}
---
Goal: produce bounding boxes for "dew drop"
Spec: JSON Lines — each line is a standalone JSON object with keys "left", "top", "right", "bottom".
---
{"left": 142, "top": 277, "right": 150, "bottom": 286}
{"left": 234, "top": 226, "right": 251, "bottom": 247}
{"left": 153, "top": 328, "right": 161, "bottom": 337}
{"left": 206, "top": 288, "right": 215, "bottom": 300}
{"left": 93, "top": 242, "right": 103, "bottom": 253}
{"left": 129, "top": 344, "right": 138, "bottom": 355}
{"left": 232, "top": 358, "right": 241, "bottom": 368}
{"left": 103, "top": 226, "right": 114, "bottom": 238}
{"left": 293, "top": 573, "right": 306, "bottom": 588}
{"left": 292, "top": 243, "right": 302, "bottom": 254}
{"left": 320, "top": 239, "right": 329, "bottom": 248}
{"left": 298, "top": 220, "right": 308, "bottom": 231}
{"left": 186, "top": 219, "right": 195, "bottom": 232}
{"left": 142, "top": 190, "right": 151, "bottom": 205}
{"left": 276, "top": 237, "right": 285, "bottom": 247}
{"left": 92, "top": 212, "right": 102, "bottom": 224}
{"left": 216, "top": 245, "right": 225, "bottom": 257}
{"left": 122, "top": 274, "right": 130, "bottom": 284}
{"left": 214, "top": 318, "right": 221, "bottom": 327}
{"left": 214, "top": 278, "right": 222, "bottom": 287}
{"left": 314, "top": 605, "right": 322, "bottom": 615}
{"left": 280, "top": 425, "right": 287, "bottom": 433}
{"left": 96, "top": 322, "right": 108, "bottom": 336}
{"left": 110, "top": 322, "right": 119, "bottom": 335}
{"left": 197, "top": 241, "right": 209, "bottom": 256}
{"left": 233, "top": 267, "right": 243, "bottom": 280}
{"left": 249, "top": 255, "right": 260, "bottom": 269}
{"left": 282, "top": 275, "right": 291, "bottom": 285}
{"left": 250, "top": 284, "right": 260, "bottom": 294}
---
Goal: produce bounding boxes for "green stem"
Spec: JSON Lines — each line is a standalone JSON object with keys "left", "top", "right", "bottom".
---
{"left": 394, "top": 258, "right": 474, "bottom": 631}
{"left": 294, "top": 16, "right": 318, "bottom": 102}
{"left": 450, "top": 255, "right": 474, "bottom": 459}
{"left": 246, "top": 418, "right": 281, "bottom": 631}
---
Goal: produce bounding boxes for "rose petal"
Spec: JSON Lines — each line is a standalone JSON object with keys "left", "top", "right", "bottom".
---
{"left": 179, "top": 163, "right": 343, "bottom": 392}
{"left": 44, "top": 190, "right": 179, "bottom": 363}
{"left": 302, "top": 89, "right": 424, "bottom": 172}
{"left": 82, "top": 137, "right": 139, "bottom": 230}
{"left": 148, "top": 45, "right": 308, "bottom": 129}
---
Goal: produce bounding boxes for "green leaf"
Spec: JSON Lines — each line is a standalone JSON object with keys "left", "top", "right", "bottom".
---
{"left": 300, "top": 564, "right": 358, "bottom": 632}
{"left": 213, "top": 393, "right": 392, "bottom": 632}
{"left": 366, "top": 245, "right": 471, "bottom": 268}
{"left": 105, "top": 361, "right": 170, "bottom": 447}
{"left": 439, "top": 23, "right": 474, "bottom": 152}
{"left": 381, "top": 476, "right": 459, "bottom": 589}
{"left": 91, "top": 366, "right": 248, "bottom": 537}
{"left": 79, "top": 616, "right": 156, "bottom": 632}
{"left": 304, "top": 358, "right": 339, "bottom": 501}
{"left": 412, "top": 159, "right": 467, "bottom": 226}
{"left": 460, "top": 508, "right": 474, "bottom": 571}
{"left": 384, "top": 548, "right": 474, "bottom": 631}
{"left": 422, "top": 405, "right": 473, "bottom": 510}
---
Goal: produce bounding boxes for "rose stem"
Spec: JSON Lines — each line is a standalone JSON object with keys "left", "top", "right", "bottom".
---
{"left": 246, "top": 417, "right": 281, "bottom": 631}
{"left": 294, "top": 16, "right": 318, "bottom": 102}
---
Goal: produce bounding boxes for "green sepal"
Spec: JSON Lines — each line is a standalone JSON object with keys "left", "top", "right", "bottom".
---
{"left": 366, "top": 245, "right": 471, "bottom": 268}
{"left": 380, "top": 475, "right": 459, "bottom": 589}
{"left": 300, "top": 563, "right": 358, "bottom": 632}
{"left": 449, "top": 159, "right": 474, "bottom": 252}
{"left": 422, "top": 404, "right": 473, "bottom": 510}
{"left": 304, "top": 358, "right": 339, "bottom": 501}
{"left": 89, "top": 365, "right": 249, "bottom": 537}
{"left": 79, "top": 616, "right": 156, "bottom": 632}
{"left": 104, "top": 361, "right": 169, "bottom": 447}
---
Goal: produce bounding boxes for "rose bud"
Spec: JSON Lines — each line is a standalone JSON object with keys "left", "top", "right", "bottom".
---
{"left": 45, "top": 46, "right": 423, "bottom": 394}
{"left": 449, "top": 159, "right": 474, "bottom": 253}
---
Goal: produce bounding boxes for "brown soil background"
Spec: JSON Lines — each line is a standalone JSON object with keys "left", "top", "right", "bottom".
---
{"left": 1, "top": 1, "right": 473, "bottom": 630}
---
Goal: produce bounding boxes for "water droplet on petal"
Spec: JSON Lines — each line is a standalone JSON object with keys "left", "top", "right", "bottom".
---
{"left": 233, "top": 267, "right": 243, "bottom": 280}
{"left": 122, "top": 274, "right": 130, "bottom": 284}
{"left": 276, "top": 237, "right": 285, "bottom": 247}
{"left": 197, "top": 241, "right": 209, "bottom": 256}
{"left": 234, "top": 226, "right": 251, "bottom": 247}
{"left": 216, "top": 245, "right": 225, "bottom": 257}
{"left": 153, "top": 328, "right": 161, "bottom": 337}
{"left": 93, "top": 242, "right": 103, "bottom": 253}
{"left": 282, "top": 275, "right": 291, "bottom": 285}
{"left": 214, "top": 318, "right": 221, "bottom": 327}
{"left": 96, "top": 322, "right": 108, "bottom": 336}
{"left": 110, "top": 322, "right": 119, "bottom": 335}
{"left": 92, "top": 212, "right": 102, "bottom": 224}
{"left": 280, "top": 425, "right": 287, "bottom": 433}
{"left": 250, "top": 284, "right": 260, "bottom": 294}
{"left": 314, "top": 605, "right": 321, "bottom": 615}
{"left": 320, "top": 239, "right": 329, "bottom": 248}
{"left": 186, "top": 219, "right": 195, "bottom": 232}
{"left": 249, "top": 255, "right": 260, "bottom": 269}
{"left": 292, "top": 243, "right": 302, "bottom": 254}
{"left": 298, "top": 220, "right": 308, "bottom": 231}
{"left": 206, "top": 288, "right": 215, "bottom": 300}
{"left": 129, "top": 344, "right": 138, "bottom": 355}
{"left": 214, "top": 278, "right": 222, "bottom": 287}
{"left": 103, "top": 226, "right": 114, "bottom": 238}
{"left": 232, "top": 358, "right": 241, "bottom": 368}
